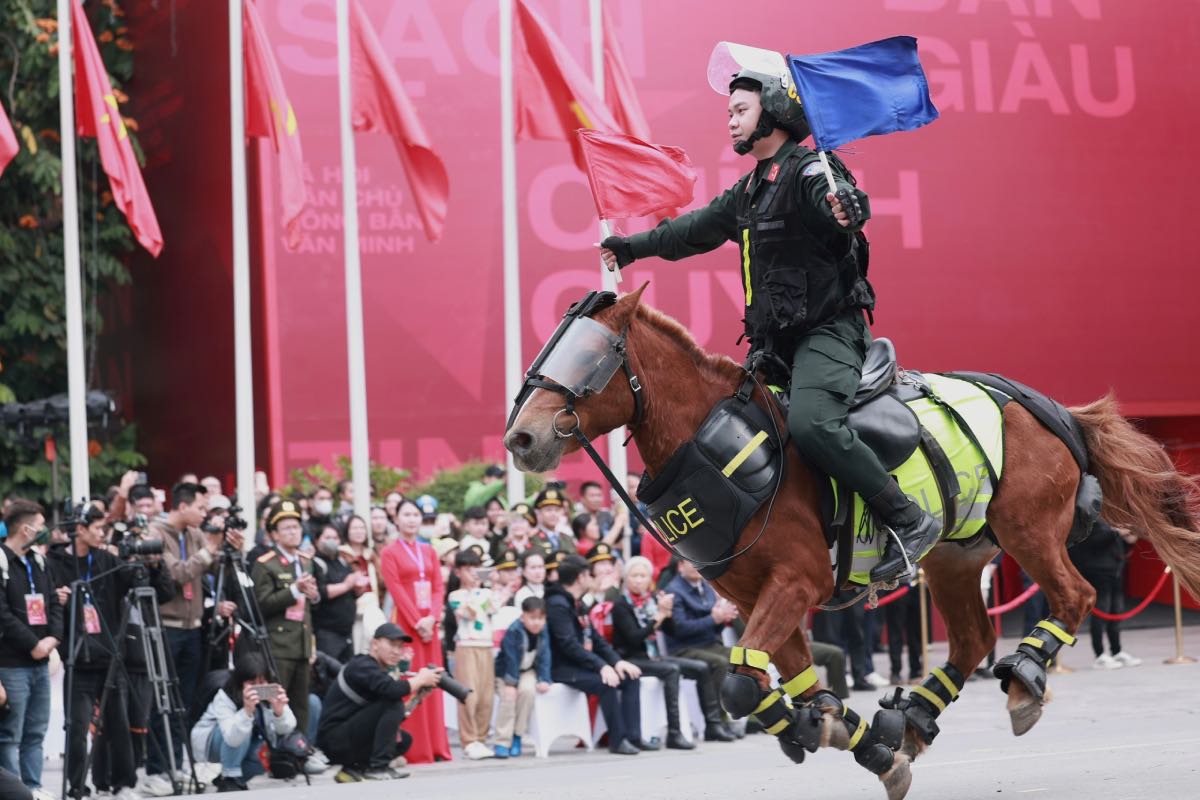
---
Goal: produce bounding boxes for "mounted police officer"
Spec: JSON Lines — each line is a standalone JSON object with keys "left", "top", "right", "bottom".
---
{"left": 599, "top": 58, "right": 938, "bottom": 584}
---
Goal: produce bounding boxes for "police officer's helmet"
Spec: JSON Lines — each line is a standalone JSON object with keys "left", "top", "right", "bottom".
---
{"left": 728, "top": 68, "right": 811, "bottom": 144}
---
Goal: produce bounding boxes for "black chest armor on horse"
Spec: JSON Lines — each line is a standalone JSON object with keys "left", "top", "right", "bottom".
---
{"left": 736, "top": 147, "right": 874, "bottom": 348}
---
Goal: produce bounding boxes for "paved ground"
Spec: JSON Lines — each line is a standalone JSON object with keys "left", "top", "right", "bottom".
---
{"left": 40, "top": 624, "right": 1200, "bottom": 799}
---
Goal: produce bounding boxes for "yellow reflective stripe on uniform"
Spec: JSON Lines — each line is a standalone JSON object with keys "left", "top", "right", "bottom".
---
{"left": 741, "top": 228, "right": 752, "bottom": 305}
{"left": 722, "top": 431, "right": 769, "bottom": 478}
{"left": 755, "top": 690, "right": 783, "bottom": 715}
{"left": 910, "top": 685, "right": 947, "bottom": 713}
{"left": 1020, "top": 636, "right": 1045, "bottom": 650}
{"left": 781, "top": 666, "right": 819, "bottom": 698}
{"left": 930, "top": 667, "right": 960, "bottom": 700}
{"left": 847, "top": 716, "right": 868, "bottom": 750}
{"left": 764, "top": 717, "right": 790, "bottom": 736}
{"left": 730, "top": 646, "right": 745, "bottom": 666}
{"left": 1036, "top": 619, "right": 1076, "bottom": 645}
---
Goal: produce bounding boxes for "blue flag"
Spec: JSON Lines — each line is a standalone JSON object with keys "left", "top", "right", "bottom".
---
{"left": 787, "top": 36, "right": 938, "bottom": 152}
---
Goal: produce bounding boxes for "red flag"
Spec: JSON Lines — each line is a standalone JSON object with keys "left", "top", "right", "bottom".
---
{"left": 349, "top": 0, "right": 448, "bottom": 243}
{"left": 71, "top": 0, "right": 162, "bottom": 257}
{"left": 513, "top": 0, "right": 617, "bottom": 169}
{"left": 244, "top": 0, "right": 307, "bottom": 248}
{"left": 576, "top": 129, "right": 696, "bottom": 221}
{"left": 601, "top": 4, "right": 651, "bottom": 142}
{"left": 0, "top": 101, "right": 17, "bottom": 179}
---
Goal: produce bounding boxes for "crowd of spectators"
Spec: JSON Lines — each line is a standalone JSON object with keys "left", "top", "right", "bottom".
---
{"left": 0, "top": 462, "right": 953, "bottom": 798}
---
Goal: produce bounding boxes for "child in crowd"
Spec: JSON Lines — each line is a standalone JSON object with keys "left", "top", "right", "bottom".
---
{"left": 447, "top": 549, "right": 498, "bottom": 759}
{"left": 493, "top": 597, "right": 552, "bottom": 758}
{"left": 459, "top": 506, "right": 494, "bottom": 566}
{"left": 514, "top": 549, "right": 547, "bottom": 607}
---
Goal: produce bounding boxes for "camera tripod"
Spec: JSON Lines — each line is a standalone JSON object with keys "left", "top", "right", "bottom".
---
{"left": 62, "top": 563, "right": 201, "bottom": 798}
{"left": 208, "top": 543, "right": 279, "bottom": 679}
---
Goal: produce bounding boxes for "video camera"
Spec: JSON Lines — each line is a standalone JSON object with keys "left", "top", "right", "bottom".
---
{"left": 112, "top": 514, "right": 163, "bottom": 560}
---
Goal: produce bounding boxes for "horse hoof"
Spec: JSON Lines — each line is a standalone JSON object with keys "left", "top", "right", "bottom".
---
{"left": 1006, "top": 682, "right": 1045, "bottom": 736}
{"left": 880, "top": 753, "right": 912, "bottom": 800}
{"left": 1008, "top": 699, "right": 1043, "bottom": 736}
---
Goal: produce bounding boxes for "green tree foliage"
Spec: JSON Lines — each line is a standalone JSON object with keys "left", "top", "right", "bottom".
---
{"left": 410, "top": 461, "right": 543, "bottom": 519}
{"left": 284, "top": 455, "right": 410, "bottom": 502}
{"left": 0, "top": 1, "right": 146, "bottom": 503}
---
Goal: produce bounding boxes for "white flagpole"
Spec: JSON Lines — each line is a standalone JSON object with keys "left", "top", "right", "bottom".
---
{"left": 500, "top": 0, "right": 526, "bottom": 505}
{"left": 335, "top": 0, "right": 372, "bottom": 519}
{"left": 228, "top": 0, "right": 256, "bottom": 527}
{"left": 817, "top": 150, "right": 839, "bottom": 194}
{"left": 57, "top": 0, "right": 89, "bottom": 504}
{"left": 590, "top": 0, "right": 629, "bottom": 558}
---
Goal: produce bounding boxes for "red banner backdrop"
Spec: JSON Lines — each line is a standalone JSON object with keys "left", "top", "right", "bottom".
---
{"left": 122, "top": 0, "right": 1200, "bottom": 490}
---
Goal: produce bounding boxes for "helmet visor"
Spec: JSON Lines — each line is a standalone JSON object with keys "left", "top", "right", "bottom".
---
{"left": 707, "top": 41, "right": 787, "bottom": 95}
{"left": 538, "top": 317, "right": 624, "bottom": 397}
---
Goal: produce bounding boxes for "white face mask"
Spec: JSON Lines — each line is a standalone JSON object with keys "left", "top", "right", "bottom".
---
{"left": 313, "top": 500, "right": 334, "bottom": 516}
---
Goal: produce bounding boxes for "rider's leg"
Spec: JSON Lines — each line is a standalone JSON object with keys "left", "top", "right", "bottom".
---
{"left": 787, "top": 310, "right": 939, "bottom": 583}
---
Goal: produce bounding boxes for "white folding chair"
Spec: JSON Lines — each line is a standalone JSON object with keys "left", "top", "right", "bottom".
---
{"left": 592, "top": 675, "right": 669, "bottom": 743}
{"left": 526, "top": 683, "right": 594, "bottom": 758}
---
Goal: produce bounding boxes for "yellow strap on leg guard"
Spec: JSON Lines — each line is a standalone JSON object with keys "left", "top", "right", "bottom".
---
{"left": 781, "top": 666, "right": 819, "bottom": 699}
{"left": 729, "top": 646, "right": 771, "bottom": 672}
{"left": 930, "top": 667, "right": 961, "bottom": 700}
{"left": 1036, "top": 619, "right": 1077, "bottom": 646}
{"left": 910, "top": 685, "right": 947, "bottom": 713}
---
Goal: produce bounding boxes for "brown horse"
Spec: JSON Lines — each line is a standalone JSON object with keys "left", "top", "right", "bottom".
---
{"left": 504, "top": 286, "right": 1200, "bottom": 798}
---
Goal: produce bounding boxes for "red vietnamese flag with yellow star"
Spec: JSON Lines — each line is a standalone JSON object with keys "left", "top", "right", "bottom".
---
{"left": 244, "top": 0, "right": 307, "bottom": 248}
{"left": 71, "top": 0, "right": 162, "bottom": 257}
{"left": 513, "top": 0, "right": 617, "bottom": 170}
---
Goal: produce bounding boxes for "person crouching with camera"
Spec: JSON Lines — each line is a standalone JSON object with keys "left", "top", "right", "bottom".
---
{"left": 49, "top": 506, "right": 172, "bottom": 799}
{"left": 317, "top": 623, "right": 442, "bottom": 782}
{"left": 251, "top": 500, "right": 319, "bottom": 736}
{"left": 190, "top": 651, "right": 296, "bottom": 792}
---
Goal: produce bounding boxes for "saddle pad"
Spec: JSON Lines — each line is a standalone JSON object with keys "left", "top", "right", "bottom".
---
{"left": 831, "top": 374, "right": 1005, "bottom": 585}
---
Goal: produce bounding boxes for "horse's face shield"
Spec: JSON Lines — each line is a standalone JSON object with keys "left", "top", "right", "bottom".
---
{"left": 538, "top": 317, "right": 625, "bottom": 398}
{"left": 506, "top": 316, "right": 625, "bottom": 432}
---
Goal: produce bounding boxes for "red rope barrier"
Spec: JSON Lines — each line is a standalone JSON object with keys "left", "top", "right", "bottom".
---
{"left": 1091, "top": 567, "right": 1172, "bottom": 621}
{"left": 986, "top": 581, "right": 1043, "bottom": 617}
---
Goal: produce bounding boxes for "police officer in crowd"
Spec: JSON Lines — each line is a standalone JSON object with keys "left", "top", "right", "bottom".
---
{"left": 600, "top": 62, "right": 939, "bottom": 583}
{"left": 251, "top": 500, "right": 320, "bottom": 735}
{"left": 531, "top": 487, "right": 577, "bottom": 557}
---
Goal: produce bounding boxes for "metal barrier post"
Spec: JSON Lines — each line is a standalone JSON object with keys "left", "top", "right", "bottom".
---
{"left": 1164, "top": 569, "right": 1196, "bottom": 665}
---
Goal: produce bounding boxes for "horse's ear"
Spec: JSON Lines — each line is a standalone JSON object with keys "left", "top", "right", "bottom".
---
{"left": 606, "top": 281, "right": 649, "bottom": 330}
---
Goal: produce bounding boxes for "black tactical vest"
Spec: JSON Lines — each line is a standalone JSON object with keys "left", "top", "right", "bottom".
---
{"left": 735, "top": 145, "right": 874, "bottom": 347}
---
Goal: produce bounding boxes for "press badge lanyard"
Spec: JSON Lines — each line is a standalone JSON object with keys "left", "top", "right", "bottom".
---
{"left": 401, "top": 539, "right": 432, "bottom": 610}
{"left": 18, "top": 556, "right": 34, "bottom": 590}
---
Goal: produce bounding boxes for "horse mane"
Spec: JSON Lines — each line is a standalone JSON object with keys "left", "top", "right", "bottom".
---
{"left": 633, "top": 303, "right": 744, "bottom": 385}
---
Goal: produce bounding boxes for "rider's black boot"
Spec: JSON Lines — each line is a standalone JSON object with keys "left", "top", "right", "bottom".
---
{"left": 867, "top": 480, "right": 941, "bottom": 583}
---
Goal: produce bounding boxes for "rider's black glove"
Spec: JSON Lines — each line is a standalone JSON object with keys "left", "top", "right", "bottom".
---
{"left": 601, "top": 236, "right": 635, "bottom": 269}
{"left": 834, "top": 187, "right": 870, "bottom": 229}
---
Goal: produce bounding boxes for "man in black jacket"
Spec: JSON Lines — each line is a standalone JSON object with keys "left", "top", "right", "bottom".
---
{"left": 317, "top": 623, "right": 442, "bottom": 782}
{"left": 0, "top": 499, "right": 63, "bottom": 793}
{"left": 312, "top": 526, "right": 365, "bottom": 662}
{"left": 545, "top": 554, "right": 646, "bottom": 755}
{"left": 50, "top": 505, "right": 173, "bottom": 798}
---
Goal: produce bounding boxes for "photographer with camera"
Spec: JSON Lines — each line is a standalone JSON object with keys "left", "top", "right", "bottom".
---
{"left": 252, "top": 500, "right": 319, "bottom": 737}
{"left": 317, "top": 623, "right": 443, "bottom": 782}
{"left": 190, "top": 650, "right": 297, "bottom": 792}
{"left": 0, "top": 500, "right": 62, "bottom": 796}
{"left": 143, "top": 482, "right": 240, "bottom": 792}
{"left": 50, "top": 505, "right": 173, "bottom": 799}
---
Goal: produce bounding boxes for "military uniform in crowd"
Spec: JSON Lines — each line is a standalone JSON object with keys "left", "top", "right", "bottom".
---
{"left": 251, "top": 500, "right": 318, "bottom": 734}
{"left": 530, "top": 487, "right": 577, "bottom": 558}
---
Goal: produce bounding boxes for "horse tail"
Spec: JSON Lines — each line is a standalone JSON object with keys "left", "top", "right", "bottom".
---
{"left": 1071, "top": 394, "right": 1200, "bottom": 599}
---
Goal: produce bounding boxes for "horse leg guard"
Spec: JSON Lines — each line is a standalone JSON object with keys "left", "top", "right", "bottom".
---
{"left": 993, "top": 617, "right": 1076, "bottom": 701}
{"left": 798, "top": 691, "right": 899, "bottom": 776}
{"left": 879, "top": 663, "right": 967, "bottom": 746}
